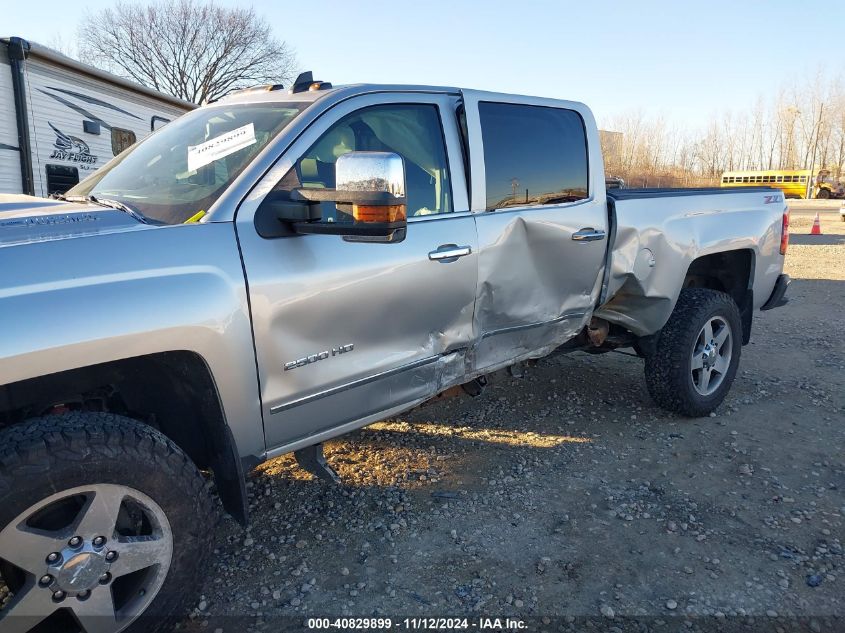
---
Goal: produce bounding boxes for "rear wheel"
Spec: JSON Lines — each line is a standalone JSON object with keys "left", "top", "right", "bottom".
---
{"left": 816, "top": 188, "right": 831, "bottom": 199}
{"left": 0, "top": 413, "right": 216, "bottom": 633}
{"left": 644, "top": 288, "right": 742, "bottom": 417}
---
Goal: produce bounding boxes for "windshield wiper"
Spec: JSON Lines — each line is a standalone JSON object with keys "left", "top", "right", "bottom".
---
{"left": 66, "top": 194, "right": 150, "bottom": 225}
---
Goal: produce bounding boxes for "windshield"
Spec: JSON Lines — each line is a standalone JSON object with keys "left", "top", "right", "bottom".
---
{"left": 68, "top": 102, "right": 307, "bottom": 224}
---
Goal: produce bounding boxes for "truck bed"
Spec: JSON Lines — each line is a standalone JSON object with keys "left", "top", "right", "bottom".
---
{"left": 596, "top": 186, "right": 787, "bottom": 336}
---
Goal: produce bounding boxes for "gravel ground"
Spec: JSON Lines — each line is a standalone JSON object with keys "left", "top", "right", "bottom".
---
{"left": 179, "top": 208, "right": 844, "bottom": 632}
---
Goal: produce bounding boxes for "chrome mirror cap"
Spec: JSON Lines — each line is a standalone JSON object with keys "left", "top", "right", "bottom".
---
{"left": 335, "top": 152, "right": 406, "bottom": 198}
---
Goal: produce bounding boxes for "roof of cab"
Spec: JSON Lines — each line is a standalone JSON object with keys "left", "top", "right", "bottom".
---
{"left": 214, "top": 83, "right": 462, "bottom": 106}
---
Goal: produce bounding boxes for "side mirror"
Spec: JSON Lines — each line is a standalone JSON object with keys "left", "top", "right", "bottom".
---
{"left": 272, "top": 151, "right": 407, "bottom": 242}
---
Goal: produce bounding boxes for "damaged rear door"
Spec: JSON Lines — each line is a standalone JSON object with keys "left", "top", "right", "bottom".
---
{"left": 461, "top": 90, "right": 609, "bottom": 371}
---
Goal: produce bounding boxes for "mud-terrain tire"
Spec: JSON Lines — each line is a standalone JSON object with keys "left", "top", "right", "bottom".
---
{"left": 644, "top": 288, "right": 742, "bottom": 417}
{"left": 0, "top": 412, "right": 217, "bottom": 633}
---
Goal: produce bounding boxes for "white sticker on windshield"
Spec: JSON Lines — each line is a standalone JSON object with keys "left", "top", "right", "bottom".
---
{"left": 187, "top": 123, "right": 257, "bottom": 172}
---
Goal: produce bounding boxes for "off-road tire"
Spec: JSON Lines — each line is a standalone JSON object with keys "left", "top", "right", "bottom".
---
{"left": 816, "top": 188, "right": 831, "bottom": 199}
{"left": 0, "top": 412, "right": 217, "bottom": 633}
{"left": 644, "top": 288, "right": 742, "bottom": 417}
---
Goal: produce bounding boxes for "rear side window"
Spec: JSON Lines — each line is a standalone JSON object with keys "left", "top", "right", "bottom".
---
{"left": 479, "top": 102, "right": 588, "bottom": 210}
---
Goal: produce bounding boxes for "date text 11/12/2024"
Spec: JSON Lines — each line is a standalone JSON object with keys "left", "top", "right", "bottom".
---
{"left": 306, "top": 617, "right": 527, "bottom": 630}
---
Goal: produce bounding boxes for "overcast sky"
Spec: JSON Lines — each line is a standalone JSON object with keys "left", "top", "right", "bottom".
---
{"left": 6, "top": 0, "right": 836, "bottom": 130}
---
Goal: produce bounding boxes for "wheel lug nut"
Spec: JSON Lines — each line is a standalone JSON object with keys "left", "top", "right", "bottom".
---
{"left": 99, "top": 572, "right": 112, "bottom": 585}
{"left": 46, "top": 552, "right": 61, "bottom": 565}
{"left": 39, "top": 574, "right": 53, "bottom": 587}
{"left": 68, "top": 536, "right": 82, "bottom": 548}
{"left": 93, "top": 536, "right": 106, "bottom": 548}
{"left": 52, "top": 590, "right": 65, "bottom": 602}
{"left": 105, "top": 550, "right": 118, "bottom": 562}
{"left": 77, "top": 589, "right": 91, "bottom": 600}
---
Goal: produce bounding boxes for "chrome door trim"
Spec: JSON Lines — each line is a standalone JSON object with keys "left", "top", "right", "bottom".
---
{"left": 269, "top": 354, "right": 441, "bottom": 414}
{"left": 481, "top": 196, "right": 595, "bottom": 216}
{"left": 480, "top": 311, "right": 586, "bottom": 340}
{"left": 406, "top": 210, "right": 473, "bottom": 224}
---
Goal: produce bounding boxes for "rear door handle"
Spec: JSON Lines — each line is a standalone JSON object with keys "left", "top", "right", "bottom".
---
{"left": 428, "top": 244, "right": 472, "bottom": 261}
{"left": 572, "top": 228, "right": 606, "bottom": 242}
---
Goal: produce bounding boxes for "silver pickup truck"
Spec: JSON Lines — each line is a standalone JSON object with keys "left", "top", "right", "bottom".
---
{"left": 0, "top": 76, "right": 789, "bottom": 632}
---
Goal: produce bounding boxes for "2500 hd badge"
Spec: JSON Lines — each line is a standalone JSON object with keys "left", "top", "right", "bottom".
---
{"left": 284, "top": 343, "right": 355, "bottom": 371}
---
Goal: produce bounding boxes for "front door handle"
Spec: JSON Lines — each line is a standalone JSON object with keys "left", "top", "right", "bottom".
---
{"left": 572, "top": 228, "right": 606, "bottom": 242}
{"left": 428, "top": 244, "right": 472, "bottom": 261}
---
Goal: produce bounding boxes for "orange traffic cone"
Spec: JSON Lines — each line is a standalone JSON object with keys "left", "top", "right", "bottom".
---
{"left": 810, "top": 212, "right": 822, "bottom": 235}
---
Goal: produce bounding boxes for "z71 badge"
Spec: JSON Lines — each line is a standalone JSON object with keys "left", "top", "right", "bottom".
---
{"left": 284, "top": 343, "right": 354, "bottom": 371}
{"left": 764, "top": 194, "right": 783, "bottom": 204}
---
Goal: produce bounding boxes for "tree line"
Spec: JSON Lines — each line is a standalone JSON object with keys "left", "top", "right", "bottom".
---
{"left": 600, "top": 75, "right": 845, "bottom": 188}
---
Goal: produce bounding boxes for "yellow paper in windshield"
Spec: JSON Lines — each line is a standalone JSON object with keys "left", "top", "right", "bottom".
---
{"left": 184, "top": 210, "right": 206, "bottom": 224}
{"left": 187, "top": 123, "right": 256, "bottom": 172}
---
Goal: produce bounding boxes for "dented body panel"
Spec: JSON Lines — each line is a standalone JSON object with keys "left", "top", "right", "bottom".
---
{"left": 459, "top": 90, "right": 610, "bottom": 371}
{"left": 0, "top": 84, "right": 788, "bottom": 470}
{"left": 596, "top": 189, "right": 786, "bottom": 335}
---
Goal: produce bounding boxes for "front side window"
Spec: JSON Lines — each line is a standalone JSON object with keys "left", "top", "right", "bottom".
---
{"left": 70, "top": 102, "right": 307, "bottom": 224}
{"left": 274, "top": 103, "right": 453, "bottom": 221}
{"left": 479, "top": 102, "right": 588, "bottom": 211}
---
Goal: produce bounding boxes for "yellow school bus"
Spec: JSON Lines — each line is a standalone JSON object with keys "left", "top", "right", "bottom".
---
{"left": 720, "top": 170, "right": 810, "bottom": 199}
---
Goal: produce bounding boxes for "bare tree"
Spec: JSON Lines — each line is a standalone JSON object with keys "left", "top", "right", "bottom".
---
{"left": 78, "top": 0, "right": 297, "bottom": 104}
{"left": 598, "top": 69, "right": 845, "bottom": 188}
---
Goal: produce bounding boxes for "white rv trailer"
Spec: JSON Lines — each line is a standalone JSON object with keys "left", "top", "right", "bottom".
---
{"left": 0, "top": 37, "right": 194, "bottom": 197}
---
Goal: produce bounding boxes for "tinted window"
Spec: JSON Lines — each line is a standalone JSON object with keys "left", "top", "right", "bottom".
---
{"left": 276, "top": 104, "right": 452, "bottom": 221}
{"left": 479, "top": 102, "right": 588, "bottom": 210}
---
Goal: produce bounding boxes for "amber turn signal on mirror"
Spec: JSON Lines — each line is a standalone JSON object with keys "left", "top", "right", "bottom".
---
{"left": 353, "top": 204, "right": 406, "bottom": 224}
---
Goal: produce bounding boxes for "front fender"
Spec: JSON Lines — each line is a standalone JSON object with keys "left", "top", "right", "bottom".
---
{"left": 0, "top": 222, "right": 265, "bottom": 460}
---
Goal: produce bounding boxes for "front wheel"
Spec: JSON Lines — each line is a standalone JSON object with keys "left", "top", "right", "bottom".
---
{"left": 0, "top": 413, "right": 217, "bottom": 633}
{"left": 816, "top": 188, "right": 831, "bottom": 199}
{"left": 644, "top": 288, "right": 742, "bottom": 417}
